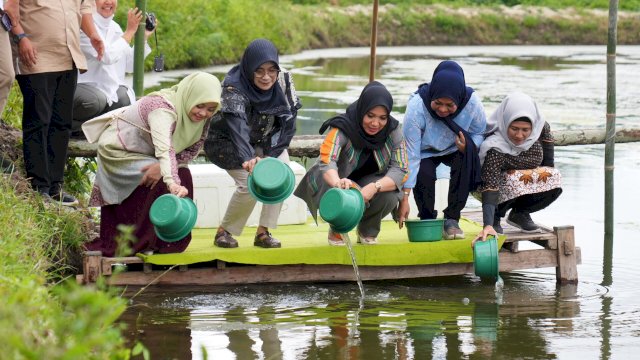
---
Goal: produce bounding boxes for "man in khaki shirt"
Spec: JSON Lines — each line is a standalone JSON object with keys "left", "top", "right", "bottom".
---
{"left": 11, "top": 0, "right": 104, "bottom": 204}
{"left": 0, "top": 0, "right": 18, "bottom": 117}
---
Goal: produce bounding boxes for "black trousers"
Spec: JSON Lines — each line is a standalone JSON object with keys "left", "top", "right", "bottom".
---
{"left": 414, "top": 151, "right": 466, "bottom": 220}
{"left": 496, "top": 187, "right": 563, "bottom": 218}
{"left": 17, "top": 70, "right": 77, "bottom": 193}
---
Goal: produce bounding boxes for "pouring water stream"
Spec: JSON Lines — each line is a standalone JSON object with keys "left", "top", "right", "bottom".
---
{"left": 342, "top": 232, "right": 365, "bottom": 307}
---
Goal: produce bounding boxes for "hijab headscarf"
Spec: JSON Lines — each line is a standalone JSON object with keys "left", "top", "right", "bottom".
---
{"left": 417, "top": 60, "right": 474, "bottom": 121}
{"left": 147, "top": 71, "right": 222, "bottom": 153}
{"left": 93, "top": 11, "right": 113, "bottom": 32}
{"left": 319, "top": 81, "right": 399, "bottom": 150}
{"left": 222, "top": 38, "right": 291, "bottom": 116}
{"left": 416, "top": 60, "right": 482, "bottom": 200}
{"left": 479, "top": 92, "right": 545, "bottom": 164}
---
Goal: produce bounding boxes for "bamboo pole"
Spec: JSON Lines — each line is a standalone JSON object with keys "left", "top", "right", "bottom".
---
{"left": 132, "top": 0, "right": 147, "bottom": 97}
{"left": 369, "top": 0, "right": 379, "bottom": 82}
{"left": 605, "top": 0, "right": 618, "bottom": 238}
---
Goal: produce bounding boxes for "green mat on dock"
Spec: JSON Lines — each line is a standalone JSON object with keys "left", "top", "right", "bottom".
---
{"left": 138, "top": 218, "right": 504, "bottom": 266}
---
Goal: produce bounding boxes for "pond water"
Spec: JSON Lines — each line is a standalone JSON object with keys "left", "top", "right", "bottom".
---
{"left": 121, "top": 46, "right": 640, "bottom": 359}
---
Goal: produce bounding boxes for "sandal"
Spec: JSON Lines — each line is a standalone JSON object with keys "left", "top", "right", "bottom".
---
{"left": 214, "top": 230, "right": 238, "bottom": 248}
{"left": 327, "top": 229, "right": 345, "bottom": 246}
{"left": 357, "top": 232, "right": 378, "bottom": 245}
{"left": 254, "top": 231, "right": 281, "bottom": 248}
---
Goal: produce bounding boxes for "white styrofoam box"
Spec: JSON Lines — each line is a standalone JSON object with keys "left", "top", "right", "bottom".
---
{"left": 189, "top": 162, "right": 308, "bottom": 228}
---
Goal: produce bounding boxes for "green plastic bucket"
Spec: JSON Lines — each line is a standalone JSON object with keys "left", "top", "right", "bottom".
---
{"left": 404, "top": 219, "right": 444, "bottom": 242}
{"left": 149, "top": 194, "right": 198, "bottom": 242}
{"left": 248, "top": 158, "right": 295, "bottom": 204}
{"left": 473, "top": 236, "right": 499, "bottom": 278}
{"left": 319, "top": 188, "right": 365, "bottom": 233}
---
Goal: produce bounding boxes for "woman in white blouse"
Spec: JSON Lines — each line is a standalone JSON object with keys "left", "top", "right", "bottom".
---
{"left": 72, "top": 0, "right": 153, "bottom": 133}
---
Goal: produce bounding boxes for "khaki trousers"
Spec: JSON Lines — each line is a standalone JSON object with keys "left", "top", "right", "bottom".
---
{"left": 221, "top": 150, "right": 289, "bottom": 235}
{"left": 0, "top": 29, "right": 14, "bottom": 116}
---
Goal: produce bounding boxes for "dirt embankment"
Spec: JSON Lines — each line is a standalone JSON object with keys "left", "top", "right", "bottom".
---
{"left": 323, "top": 4, "right": 640, "bottom": 46}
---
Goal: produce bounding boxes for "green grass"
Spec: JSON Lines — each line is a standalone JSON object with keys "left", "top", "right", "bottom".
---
{"left": 0, "top": 176, "right": 132, "bottom": 359}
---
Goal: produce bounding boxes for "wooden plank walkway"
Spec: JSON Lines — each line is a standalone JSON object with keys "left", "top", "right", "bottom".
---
{"left": 78, "top": 211, "right": 580, "bottom": 286}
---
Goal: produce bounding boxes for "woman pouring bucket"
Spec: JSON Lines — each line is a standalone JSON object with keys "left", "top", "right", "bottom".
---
{"left": 294, "top": 81, "right": 409, "bottom": 246}
{"left": 204, "top": 39, "right": 301, "bottom": 249}
{"left": 83, "top": 72, "right": 222, "bottom": 256}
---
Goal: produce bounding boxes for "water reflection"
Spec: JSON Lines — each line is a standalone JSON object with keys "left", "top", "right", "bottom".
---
{"left": 119, "top": 278, "right": 583, "bottom": 359}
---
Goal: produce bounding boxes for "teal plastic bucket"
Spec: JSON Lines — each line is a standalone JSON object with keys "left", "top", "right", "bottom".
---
{"left": 248, "top": 158, "right": 295, "bottom": 204}
{"left": 319, "top": 188, "right": 365, "bottom": 233}
{"left": 405, "top": 219, "right": 444, "bottom": 242}
{"left": 149, "top": 194, "right": 197, "bottom": 242}
{"left": 473, "top": 236, "right": 499, "bottom": 278}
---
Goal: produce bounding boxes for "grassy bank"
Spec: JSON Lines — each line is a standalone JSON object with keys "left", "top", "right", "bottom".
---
{"left": 0, "top": 175, "right": 132, "bottom": 359}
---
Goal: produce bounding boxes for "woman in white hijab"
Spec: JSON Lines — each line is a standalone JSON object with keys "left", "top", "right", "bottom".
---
{"left": 476, "top": 92, "right": 562, "bottom": 241}
{"left": 72, "top": 0, "right": 154, "bottom": 134}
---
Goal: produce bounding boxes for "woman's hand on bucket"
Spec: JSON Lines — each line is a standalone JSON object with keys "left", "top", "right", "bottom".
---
{"left": 334, "top": 178, "right": 352, "bottom": 189}
{"left": 473, "top": 226, "right": 498, "bottom": 247}
{"left": 242, "top": 157, "right": 261, "bottom": 173}
{"left": 168, "top": 183, "right": 189, "bottom": 197}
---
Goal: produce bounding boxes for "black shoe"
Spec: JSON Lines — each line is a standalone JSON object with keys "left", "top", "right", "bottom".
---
{"left": 493, "top": 217, "right": 504, "bottom": 234}
{"left": 37, "top": 190, "right": 53, "bottom": 202}
{"left": 50, "top": 190, "right": 79, "bottom": 206}
{"left": 507, "top": 211, "right": 540, "bottom": 233}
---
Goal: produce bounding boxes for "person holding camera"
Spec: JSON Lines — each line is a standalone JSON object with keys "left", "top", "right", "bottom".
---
{"left": 204, "top": 38, "right": 301, "bottom": 249}
{"left": 72, "top": 0, "right": 156, "bottom": 134}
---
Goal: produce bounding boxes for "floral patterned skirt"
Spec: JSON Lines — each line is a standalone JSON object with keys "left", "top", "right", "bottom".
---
{"left": 497, "top": 166, "right": 562, "bottom": 204}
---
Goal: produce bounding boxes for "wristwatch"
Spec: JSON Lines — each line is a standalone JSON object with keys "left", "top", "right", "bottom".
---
{"left": 374, "top": 180, "right": 382, "bottom": 192}
{"left": 14, "top": 33, "right": 29, "bottom": 44}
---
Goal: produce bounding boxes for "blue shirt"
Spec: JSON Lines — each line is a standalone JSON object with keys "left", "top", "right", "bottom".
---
{"left": 402, "top": 92, "right": 486, "bottom": 188}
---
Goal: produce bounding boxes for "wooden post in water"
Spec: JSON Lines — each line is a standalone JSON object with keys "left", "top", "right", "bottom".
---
{"left": 369, "top": 0, "right": 379, "bottom": 82}
{"left": 605, "top": 1, "right": 618, "bottom": 238}
{"left": 133, "top": 0, "right": 148, "bottom": 97}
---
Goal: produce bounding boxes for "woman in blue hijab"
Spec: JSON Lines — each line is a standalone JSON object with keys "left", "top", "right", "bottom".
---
{"left": 399, "top": 61, "right": 487, "bottom": 239}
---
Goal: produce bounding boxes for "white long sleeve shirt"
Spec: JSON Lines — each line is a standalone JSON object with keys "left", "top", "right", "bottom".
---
{"left": 78, "top": 13, "right": 151, "bottom": 105}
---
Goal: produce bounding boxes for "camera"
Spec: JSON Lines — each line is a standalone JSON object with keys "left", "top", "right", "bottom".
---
{"left": 145, "top": 12, "right": 157, "bottom": 31}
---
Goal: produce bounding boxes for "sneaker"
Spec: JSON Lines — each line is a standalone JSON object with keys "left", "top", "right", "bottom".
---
{"left": 356, "top": 232, "right": 377, "bottom": 245}
{"left": 493, "top": 217, "right": 504, "bottom": 234}
{"left": 214, "top": 230, "right": 238, "bottom": 248}
{"left": 254, "top": 231, "right": 281, "bottom": 248}
{"left": 328, "top": 229, "right": 345, "bottom": 246}
{"left": 443, "top": 218, "right": 465, "bottom": 240}
{"left": 50, "top": 190, "right": 79, "bottom": 206}
{"left": 506, "top": 211, "right": 540, "bottom": 233}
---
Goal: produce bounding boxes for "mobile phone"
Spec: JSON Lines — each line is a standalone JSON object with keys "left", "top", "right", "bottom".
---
{"left": 1, "top": 12, "right": 12, "bottom": 32}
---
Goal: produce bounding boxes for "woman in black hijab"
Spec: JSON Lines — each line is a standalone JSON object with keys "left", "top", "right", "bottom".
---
{"left": 204, "top": 39, "right": 302, "bottom": 249}
{"left": 294, "top": 81, "right": 409, "bottom": 246}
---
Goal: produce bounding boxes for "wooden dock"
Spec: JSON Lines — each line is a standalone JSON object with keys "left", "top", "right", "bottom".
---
{"left": 77, "top": 211, "right": 580, "bottom": 286}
